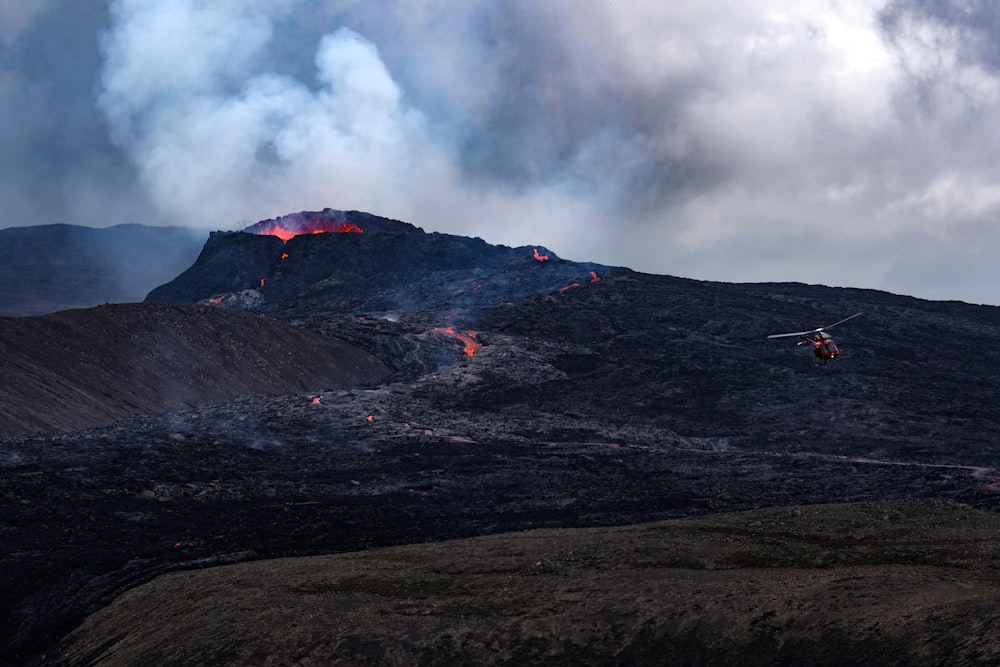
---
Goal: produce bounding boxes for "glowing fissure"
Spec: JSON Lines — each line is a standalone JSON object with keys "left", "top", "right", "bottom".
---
{"left": 249, "top": 219, "right": 364, "bottom": 242}
{"left": 561, "top": 271, "right": 600, "bottom": 293}
{"left": 432, "top": 326, "right": 482, "bottom": 356}
{"left": 533, "top": 248, "right": 549, "bottom": 261}
{"left": 207, "top": 295, "right": 226, "bottom": 305}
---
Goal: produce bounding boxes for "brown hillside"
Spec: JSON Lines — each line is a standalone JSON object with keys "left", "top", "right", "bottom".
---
{"left": 0, "top": 303, "right": 389, "bottom": 437}
{"left": 47, "top": 499, "right": 1000, "bottom": 666}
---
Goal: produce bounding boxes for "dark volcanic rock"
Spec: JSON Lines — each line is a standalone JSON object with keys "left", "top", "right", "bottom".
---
{"left": 0, "top": 224, "right": 204, "bottom": 316}
{"left": 3, "top": 208, "right": 1000, "bottom": 664}
{"left": 144, "top": 209, "right": 603, "bottom": 325}
{"left": 475, "top": 272, "right": 1000, "bottom": 465}
{"left": 3, "top": 315, "right": 999, "bottom": 663}
{"left": 0, "top": 303, "right": 390, "bottom": 437}
{"left": 145, "top": 209, "right": 423, "bottom": 307}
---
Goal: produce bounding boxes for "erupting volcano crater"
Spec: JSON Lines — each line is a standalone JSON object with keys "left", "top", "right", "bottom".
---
{"left": 243, "top": 208, "right": 417, "bottom": 241}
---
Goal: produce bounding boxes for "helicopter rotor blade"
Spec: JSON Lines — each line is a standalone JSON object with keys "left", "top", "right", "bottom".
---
{"left": 766, "top": 330, "right": 815, "bottom": 339}
{"left": 767, "top": 312, "right": 862, "bottom": 339}
{"left": 819, "top": 312, "right": 863, "bottom": 331}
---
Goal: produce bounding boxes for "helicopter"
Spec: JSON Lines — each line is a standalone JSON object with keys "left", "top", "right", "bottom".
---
{"left": 767, "top": 312, "right": 863, "bottom": 364}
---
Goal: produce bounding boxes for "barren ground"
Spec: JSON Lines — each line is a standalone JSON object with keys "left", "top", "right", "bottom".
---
{"left": 48, "top": 499, "right": 1000, "bottom": 666}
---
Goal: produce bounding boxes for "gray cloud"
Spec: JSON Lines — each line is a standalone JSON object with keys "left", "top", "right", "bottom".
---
{"left": 0, "top": 0, "right": 154, "bottom": 226}
{"left": 4, "top": 1, "right": 1000, "bottom": 305}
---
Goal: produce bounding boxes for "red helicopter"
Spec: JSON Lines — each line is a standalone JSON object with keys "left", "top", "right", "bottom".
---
{"left": 767, "top": 312, "right": 863, "bottom": 364}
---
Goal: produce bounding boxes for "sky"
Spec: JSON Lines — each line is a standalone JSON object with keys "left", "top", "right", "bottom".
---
{"left": 2, "top": 0, "right": 1000, "bottom": 305}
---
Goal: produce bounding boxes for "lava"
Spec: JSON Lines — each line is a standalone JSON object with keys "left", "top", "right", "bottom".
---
{"left": 432, "top": 326, "right": 482, "bottom": 357}
{"left": 247, "top": 218, "right": 365, "bottom": 242}
{"left": 533, "top": 248, "right": 549, "bottom": 261}
{"left": 281, "top": 253, "right": 289, "bottom": 260}
{"left": 207, "top": 295, "right": 225, "bottom": 305}
{"left": 309, "top": 396, "right": 322, "bottom": 405}
{"left": 259, "top": 278, "right": 266, "bottom": 287}
{"left": 562, "top": 271, "right": 599, "bottom": 292}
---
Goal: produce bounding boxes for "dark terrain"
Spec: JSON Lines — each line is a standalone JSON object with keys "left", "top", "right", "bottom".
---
{"left": 0, "top": 303, "right": 389, "bottom": 437}
{"left": 2, "top": 209, "right": 1000, "bottom": 664}
{"left": 49, "top": 499, "right": 1000, "bottom": 666}
{"left": 0, "top": 224, "right": 204, "bottom": 316}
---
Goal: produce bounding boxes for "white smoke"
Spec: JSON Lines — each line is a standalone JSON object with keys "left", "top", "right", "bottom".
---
{"left": 97, "top": 0, "right": 598, "bottom": 260}
{"left": 94, "top": 0, "right": 1000, "bottom": 304}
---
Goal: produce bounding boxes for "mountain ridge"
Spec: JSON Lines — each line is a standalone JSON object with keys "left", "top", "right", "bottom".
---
{"left": 0, "top": 223, "right": 204, "bottom": 316}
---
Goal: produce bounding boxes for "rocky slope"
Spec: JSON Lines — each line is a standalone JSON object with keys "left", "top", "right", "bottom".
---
{"left": 0, "top": 303, "right": 389, "bottom": 437}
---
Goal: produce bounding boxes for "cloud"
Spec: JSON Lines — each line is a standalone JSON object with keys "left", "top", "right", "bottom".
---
{"left": 0, "top": 0, "right": 52, "bottom": 47}
{"left": 4, "top": 0, "right": 1000, "bottom": 304}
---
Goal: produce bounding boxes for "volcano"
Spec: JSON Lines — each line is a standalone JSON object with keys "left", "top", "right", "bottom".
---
{"left": 145, "top": 208, "right": 586, "bottom": 328}
{"left": 3, "top": 209, "right": 1000, "bottom": 664}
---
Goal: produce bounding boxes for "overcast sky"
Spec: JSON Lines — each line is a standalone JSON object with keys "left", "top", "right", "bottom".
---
{"left": 2, "top": 0, "right": 1000, "bottom": 305}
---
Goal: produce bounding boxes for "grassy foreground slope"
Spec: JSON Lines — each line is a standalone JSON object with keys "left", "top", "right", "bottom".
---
{"left": 50, "top": 499, "right": 1000, "bottom": 666}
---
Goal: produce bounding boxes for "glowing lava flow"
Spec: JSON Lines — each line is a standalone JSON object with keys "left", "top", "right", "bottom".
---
{"left": 432, "top": 326, "right": 482, "bottom": 356}
{"left": 249, "top": 219, "right": 364, "bottom": 242}
{"left": 561, "top": 271, "right": 600, "bottom": 293}
{"left": 207, "top": 295, "right": 226, "bottom": 305}
{"left": 533, "top": 248, "right": 549, "bottom": 261}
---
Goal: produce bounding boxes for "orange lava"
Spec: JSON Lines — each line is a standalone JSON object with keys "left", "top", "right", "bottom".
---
{"left": 432, "top": 326, "right": 482, "bottom": 356}
{"left": 309, "top": 396, "right": 322, "bottom": 405}
{"left": 250, "top": 219, "right": 364, "bottom": 242}
{"left": 259, "top": 278, "right": 266, "bottom": 287}
{"left": 560, "top": 282, "right": 580, "bottom": 293}
{"left": 533, "top": 248, "right": 549, "bottom": 261}
{"left": 207, "top": 295, "right": 225, "bottom": 305}
{"left": 589, "top": 271, "right": 600, "bottom": 283}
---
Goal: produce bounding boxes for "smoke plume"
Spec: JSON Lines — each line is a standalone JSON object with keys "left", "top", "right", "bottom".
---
{"left": 5, "top": 1, "right": 1000, "bottom": 303}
